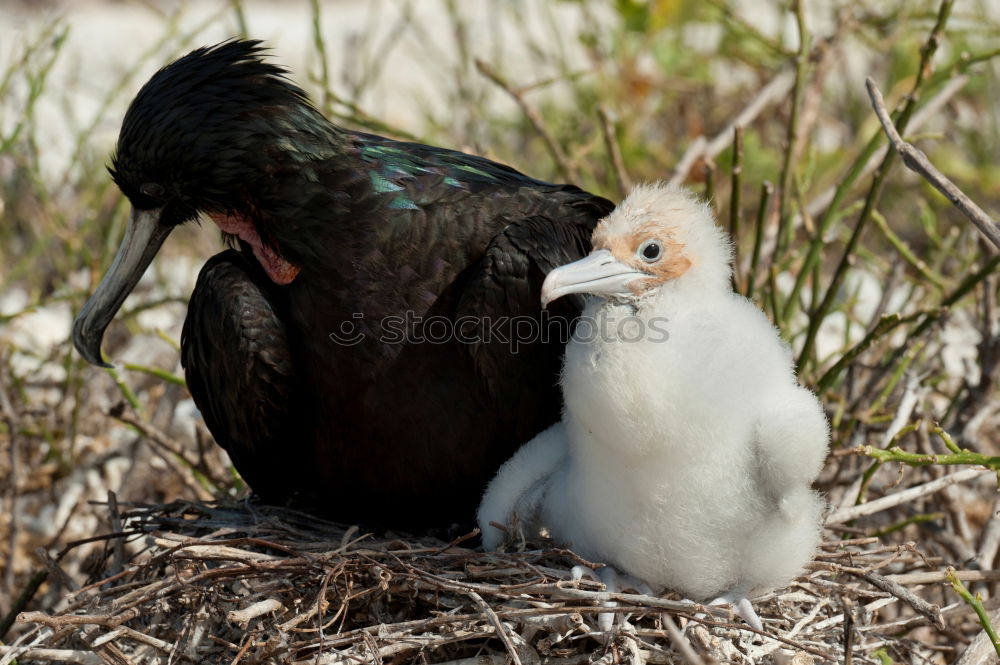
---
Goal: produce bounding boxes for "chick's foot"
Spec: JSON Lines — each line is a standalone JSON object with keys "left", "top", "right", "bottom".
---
{"left": 707, "top": 592, "right": 763, "bottom": 632}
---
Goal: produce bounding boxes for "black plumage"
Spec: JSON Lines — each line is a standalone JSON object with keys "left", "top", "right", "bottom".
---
{"left": 73, "top": 40, "right": 614, "bottom": 527}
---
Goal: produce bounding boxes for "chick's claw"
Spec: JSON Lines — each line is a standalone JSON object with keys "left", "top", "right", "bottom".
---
{"left": 571, "top": 565, "right": 620, "bottom": 631}
{"left": 707, "top": 593, "right": 763, "bottom": 632}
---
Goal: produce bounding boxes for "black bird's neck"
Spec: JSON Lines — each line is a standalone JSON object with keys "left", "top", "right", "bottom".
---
{"left": 229, "top": 117, "right": 370, "bottom": 280}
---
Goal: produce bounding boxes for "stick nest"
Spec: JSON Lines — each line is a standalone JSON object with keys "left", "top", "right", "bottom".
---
{"left": 5, "top": 498, "right": 991, "bottom": 665}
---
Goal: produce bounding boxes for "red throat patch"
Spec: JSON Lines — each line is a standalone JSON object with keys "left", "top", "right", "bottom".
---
{"left": 209, "top": 213, "right": 301, "bottom": 285}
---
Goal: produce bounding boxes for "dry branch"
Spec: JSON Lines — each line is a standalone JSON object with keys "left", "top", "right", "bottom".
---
{"left": 0, "top": 646, "right": 103, "bottom": 665}
{"left": 668, "top": 69, "right": 795, "bottom": 187}
{"left": 804, "top": 74, "right": 969, "bottom": 219}
{"left": 865, "top": 77, "right": 1000, "bottom": 250}
{"left": 597, "top": 106, "right": 631, "bottom": 198}
{"left": 6, "top": 499, "right": 989, "bottom": 664}
{"left": 227, "top": 599, "right": 285, "bottom": 627}
{"left": 825, "top": 467, "right": 990, "bottom": 524}
{"left": 475, "top": 58, "right": 576, "bottom": 182}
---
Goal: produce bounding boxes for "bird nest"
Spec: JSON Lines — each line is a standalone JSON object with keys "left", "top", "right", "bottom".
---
{"left": 4, "top": 499, "right": 990, "bottom": 665}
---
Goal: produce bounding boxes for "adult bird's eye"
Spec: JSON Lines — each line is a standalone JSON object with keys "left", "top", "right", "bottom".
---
{"left": 639, "top": 240, "right": 661, "bottom": 263}
{"left": 140, "top": 182, "right": 165, "bottom": 200}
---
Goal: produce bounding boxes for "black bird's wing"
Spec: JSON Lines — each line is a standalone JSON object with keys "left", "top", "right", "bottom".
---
{"left": 181, "top": 249, "right": 308, "bottom": 501}
{"left": 334, "top": 133, "right": 616, "bottom": 446}
{"left": 456, "top": 208, "right": 599, "bottom": 439}
{"left": 284, "top": 130, "right": 616, "bottom": 371}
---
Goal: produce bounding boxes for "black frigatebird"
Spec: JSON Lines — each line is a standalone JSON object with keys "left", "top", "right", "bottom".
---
{"left": 72, "top": 40, "right": 614, "bottom": 527}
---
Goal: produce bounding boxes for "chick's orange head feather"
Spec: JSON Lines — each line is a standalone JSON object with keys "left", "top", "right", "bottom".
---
{"left": 592, "top": 220, "right": 692, "bottom": 294}
{"left": 591, "top": 187, "right": 704, "bottom": 295}
{"left": 539, "top": 183, "right": 730, "bottom": 307}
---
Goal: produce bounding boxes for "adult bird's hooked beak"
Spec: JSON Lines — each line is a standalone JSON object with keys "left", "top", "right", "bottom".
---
{"left": 72, "top": 207, "right": 172, "bottom": 367}
{"left": 541, "top": 249, "right": 647, "bottom": 308}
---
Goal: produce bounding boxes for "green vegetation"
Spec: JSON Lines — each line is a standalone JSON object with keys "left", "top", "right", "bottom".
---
{"left": 1, "top": 0, "right": 998, "bottom": 659}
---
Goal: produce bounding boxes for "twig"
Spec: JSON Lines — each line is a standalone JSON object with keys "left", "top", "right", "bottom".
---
{"left": 843, "top": 600, "right": 854, "bottom": 665}
{"left": 229, "top": 631, "right": 258, "bottom": 665}
{"left": 816, "top": 310, "right": 929, "bottom": 393}
{"left": 977, "top": 496, "right": 1000, "bottom": 570}
{"left": 659, "top": 613, "right": 704, "bottom": 665}
{"left": 870, "top": 209, "right": 946, "bottom": 289}
{"left": 0, "top": 646, "right": 103, "bottom": 665}
{"left": 746, "top": 182, "right": 773, "bottom": 300}
{"left": 108, "top": 405, "right": 217, "bottom": 498}
{"left": 0, "top": 570, "right": 48, "bottom": 641}
{"left": 954, "top": 609, "right": 1000, "bottom": 665}
{"left": 18, "top": 612, "right": 133, "bottom": 630}
{"left": 956, "top": 249, "right": 1000, "bottom": 435}
{"left": 673, "top": 615, "right": 835, "bottom": 661}
{"left": 806, "top": 596, "right": 898, "bottom": 634}
{"left": 865, "top": 78, "right": 1000, "bottom": 250}
{"left": 668, "top": 69, "right": 795, "bottom": 186}
{"left": 702, "top": 0, "right": 788, "bottom": 59}
{"left": 703, "top": 160, "right": 716, "bottom": 207}
{"left": 729, "top": 126, "right": 744, "bottom": 290}
{"left": 851, "top": 569, "right": 944, "bottom": 629}
{"left": 670, "top": 136, "right": 706, "bottom": 188}
{"left": 947, "top": 567, "right": 1000, "bottom": 658}
{"left": 96, "top": 627, "right": 178, "bottom": 657}
{"left": 853, "top": 252, "right": 1000, "bottom": 422}
{"left": 475, "top": 58, "right": 575, "bottom": 181}
{"left": 803, "top": 73, "right": 968, "bottom": 221}
{"left": 467, "top": 591, "right": 524, "bottom": 665}
{"left": 514, "top": 584, "right": 720, "bottom": 616}
{"left": 775, "top": 0, "right": 812, "bottom": 259}
{"left": 826, "top": 467, "right": 989, "bottom": 524}
{"left": 0, "top": 372, "right": 20, "bottom": 597}
{"left": 77, "top": 624, "right": 136, "bottom": 665}
{"left": 879, "top": 374, "right": 923, "bottom": 449}
{"left": 107, "top": 491, "right": 125, "bottom": 578}
{"left": 109, "top": 407, "right": 196, "bottom": 468}
{"left": 41, "top": 547, "right": 78, "bottom": 592}
{"left": 597, "top": 107, "right": 630, "bottom": 198}
{"left": 889, "top": 569, "right": 1000, "bottom": 585}
{"left": 227, "top": 599, "right": 285, "bottom": 627}
{"left": 860, "top": 445, "right": 1000, "bottom": 469}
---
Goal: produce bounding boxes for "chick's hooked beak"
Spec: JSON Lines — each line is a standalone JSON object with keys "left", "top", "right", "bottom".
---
{"left": 541, "top": 249, "right": 647, "bottom": 308}
{"left": 72, "top": 207, "right": 172, "bottom": 367}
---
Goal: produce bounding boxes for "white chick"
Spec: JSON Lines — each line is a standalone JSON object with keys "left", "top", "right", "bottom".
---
{"left": 478, "top": 183, "right": 829, "bottom": 632}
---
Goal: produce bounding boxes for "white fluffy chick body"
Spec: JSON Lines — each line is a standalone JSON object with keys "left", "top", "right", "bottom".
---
{"left": 478, "top": 183, "right": 828, "bottom": 628}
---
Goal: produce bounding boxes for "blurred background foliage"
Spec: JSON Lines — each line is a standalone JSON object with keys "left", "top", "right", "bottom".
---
{"left": 1, "top": 0, "right": 997, "bottom": 289}
{"left": 0, "top": 0, "right": 996, "bottom": 485}
{"left": 0, "top": 1, "right": 999, "bottom": 655}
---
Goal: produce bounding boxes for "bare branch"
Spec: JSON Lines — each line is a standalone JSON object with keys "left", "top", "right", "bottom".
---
{"left": 0, "top": 646, "right": 103, "bottom": 665}
{"left": 597, "top": 106, "right": 631, "bottom": 198}
{"left": 826, "top": 467, "right": 990, "bottom": 524}
{"left": 475, "top": 59, "right": 576, "bottom": 182}
{"left": 668, "top": 69, "right": 795, "bottom": 187}
{"left": 866, "top": 77, "right": 1000, "bottom": 250}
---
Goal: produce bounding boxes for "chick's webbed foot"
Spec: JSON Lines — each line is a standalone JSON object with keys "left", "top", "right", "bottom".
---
{"left": 571, "top": 566, "right": 655, "bottom": 632}
{"left": 707, "top": 592, "right": 763, "bottom": 632}
{"left": 572, "top": 565, "right": 619, "bottom": 631}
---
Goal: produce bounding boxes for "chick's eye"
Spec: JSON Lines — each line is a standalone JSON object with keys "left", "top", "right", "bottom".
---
{"left": 639, "top": 240, "right": 661, "bottom": 263}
